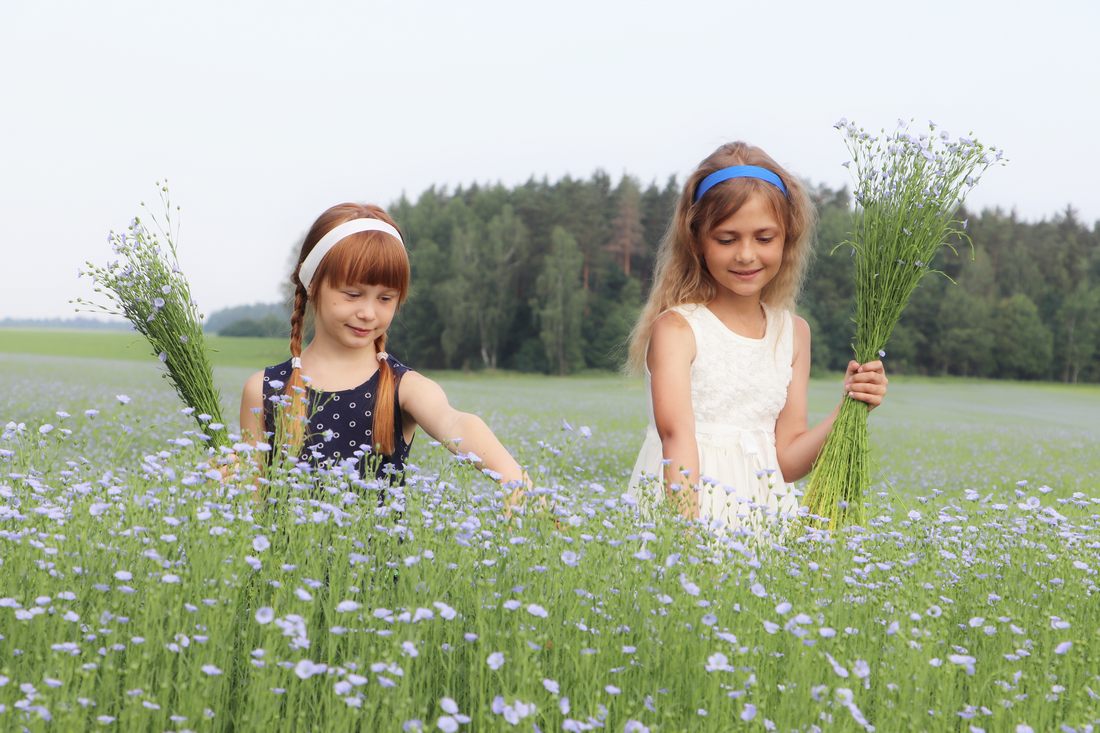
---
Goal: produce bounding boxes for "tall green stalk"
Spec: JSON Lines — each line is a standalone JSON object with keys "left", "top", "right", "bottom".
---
{"left": 803, "top": 120, "right": 1005, "bottom": 529}
{"left": 76, "top": 183, "right": 229, "bottom": 447}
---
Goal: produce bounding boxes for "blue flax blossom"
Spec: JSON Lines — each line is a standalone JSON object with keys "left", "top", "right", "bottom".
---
{"left": 491, "top": 696, "right": 536, "bottom": 725}
{"left": 294, "top": 659, "right": 327, "bottom": 680}
{"left": 705, "top": 652, "right": 733, "bottom": 672}
{"left": 679, "top": 574, "right": 700, "bottom": 596}
{"left": 433, "top": 601, "right": 457, "bottom": 620}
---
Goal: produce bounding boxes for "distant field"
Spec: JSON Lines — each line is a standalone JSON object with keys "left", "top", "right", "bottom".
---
{"left": 1, "top": 343, "right": 1097, "bottom": 496}
{"left": 3, "top": 328, "right": 1099, "bottom": 495}
{"left": 0, "top": 327, "right": 288, "bottom": 368}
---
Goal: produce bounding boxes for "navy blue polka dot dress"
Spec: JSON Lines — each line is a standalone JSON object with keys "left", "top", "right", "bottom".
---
{"left": 261, "top": 354, "right": 413, "bottom": 482}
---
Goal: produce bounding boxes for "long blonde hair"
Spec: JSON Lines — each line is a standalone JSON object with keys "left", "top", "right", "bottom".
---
{"left": 626, "top": 142, "right": 816, "bottom": 373}
{"left": 283, "top": 203, "right": 410, "bottom": 456}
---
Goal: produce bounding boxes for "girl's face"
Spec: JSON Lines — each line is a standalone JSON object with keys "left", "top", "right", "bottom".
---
{"left": 313, "top": 279, "right": 399, "bottom": 351}
{"left": 700, "top": 192, "right": 785, "bottom": 302}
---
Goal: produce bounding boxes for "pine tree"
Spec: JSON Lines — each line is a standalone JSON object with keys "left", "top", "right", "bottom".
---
{"left": 606, "top": 176, "right": 645, "bottom": 277}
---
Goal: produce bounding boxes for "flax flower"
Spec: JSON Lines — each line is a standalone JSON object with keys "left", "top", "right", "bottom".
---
{"left": 77, "top": 184, "right": 228, "bottom": 447}
{"left": 804, "top": 120, "right": 1004, "bottom": 528}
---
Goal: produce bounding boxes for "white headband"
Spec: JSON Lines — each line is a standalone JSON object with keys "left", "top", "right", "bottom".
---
{"left": 297, "top": 218, "right": 405, "bottom": 289}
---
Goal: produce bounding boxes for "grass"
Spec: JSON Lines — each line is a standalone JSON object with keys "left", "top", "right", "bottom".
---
{"left": 1, "top": 347, "right": 1099, "bottom": 731}
{"left": 0, "top": 328, "right": 289, "bottom": 369}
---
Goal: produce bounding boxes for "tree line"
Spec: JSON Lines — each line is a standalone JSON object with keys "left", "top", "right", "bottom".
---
{"left": 218, "top": 173, "right": 1099, "bottom": 383}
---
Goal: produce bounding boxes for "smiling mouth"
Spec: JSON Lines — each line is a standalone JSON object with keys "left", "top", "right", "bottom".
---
{"left": 732, "top": 268, "right": 763, "bottom": 278}
{"left": 347, "top": 325, "right": 372, "bottom": 336}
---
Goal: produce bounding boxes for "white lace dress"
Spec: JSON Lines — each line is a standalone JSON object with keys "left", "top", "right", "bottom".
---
{"left": 628, "top": 302, "right": 800, "bottom": 530}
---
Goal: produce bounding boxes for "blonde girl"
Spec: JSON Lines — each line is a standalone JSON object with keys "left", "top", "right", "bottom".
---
{"left": 627, "top": 143, "right": 888, "bottom": 527}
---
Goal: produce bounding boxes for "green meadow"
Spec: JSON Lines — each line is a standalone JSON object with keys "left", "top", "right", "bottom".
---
{"left": 0, "top": 328, "right": 289, "bottom": 369}
{"left": 1, "top": 334, "right": 1098, "bottom": 731}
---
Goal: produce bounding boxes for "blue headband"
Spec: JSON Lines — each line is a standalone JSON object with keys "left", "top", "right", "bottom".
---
{"left": 693, "top": 165, "right": 788, "bottom": 203}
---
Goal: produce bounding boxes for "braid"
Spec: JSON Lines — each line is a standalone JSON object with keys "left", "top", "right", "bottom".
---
{"left": 372, "top": 332, "right": 397, "bottom": 456}
{"left": 281, "top": 283, "right": 309, "bottom": 454}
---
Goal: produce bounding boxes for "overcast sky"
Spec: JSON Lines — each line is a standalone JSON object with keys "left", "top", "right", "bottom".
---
{"left": 2, "top": 0, "right": 1098, "bottom": 320}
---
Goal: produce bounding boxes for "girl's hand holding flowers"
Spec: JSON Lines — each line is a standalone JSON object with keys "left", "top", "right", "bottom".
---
{"left": 843, "top": 359, "right": 888, "bottom": 410}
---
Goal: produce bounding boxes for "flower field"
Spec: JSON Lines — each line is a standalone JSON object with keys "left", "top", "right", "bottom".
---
{"left": 1, "top": 351, "right": 1098, "bottom": 731}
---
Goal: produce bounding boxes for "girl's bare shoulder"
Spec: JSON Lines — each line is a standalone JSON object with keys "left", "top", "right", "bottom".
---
{"left": 397, "top": 369, "right": 428, "bottom": 391}
{"left": 792, "top": 315, "right": 811, "bottom": 343}
{"left": 241, "top": 370, "right": 266, "bottom": 397}
{"left": 649, "top": 310, "right": 696, "bottom": 367}
{"left": 652, "top": 308, "right": 692, "bottom": 334}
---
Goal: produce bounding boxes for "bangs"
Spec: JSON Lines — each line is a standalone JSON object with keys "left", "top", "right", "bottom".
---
{"left": 693, "top": 178, "right": 789, "bottom": 239}
{"left": 313, "top": 231, "right": 410, "bottom": 301}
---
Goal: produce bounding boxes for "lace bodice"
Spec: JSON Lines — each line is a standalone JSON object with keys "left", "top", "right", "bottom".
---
{"left": 645, "top": 302, "right": 794, "bottom": 434}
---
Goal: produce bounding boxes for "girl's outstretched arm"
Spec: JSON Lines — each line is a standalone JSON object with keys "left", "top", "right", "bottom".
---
{"left": 398, "top": 371, "right": 529, "bottom": 493}
{"left": 774, "top": 317, "right": 888, "bottom": 481}
{"left": 648, "top": 311, "right": 700, "bottom": 519}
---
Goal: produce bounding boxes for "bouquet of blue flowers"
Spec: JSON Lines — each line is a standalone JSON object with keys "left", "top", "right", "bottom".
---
{"left": 804, "top": 120, "right": 1005, "bottom": 528}
{"left": 76, "top": 183, "right": 229, "bottom": 448}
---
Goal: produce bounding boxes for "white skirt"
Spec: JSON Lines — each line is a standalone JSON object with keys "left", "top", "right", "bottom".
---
{"left": 628, "top": 422, "right": 800, "bottom": 532}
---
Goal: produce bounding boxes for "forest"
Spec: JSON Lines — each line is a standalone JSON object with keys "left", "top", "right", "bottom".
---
{"left": 226, "top": 173, "right": 1099, "bottom": 383}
